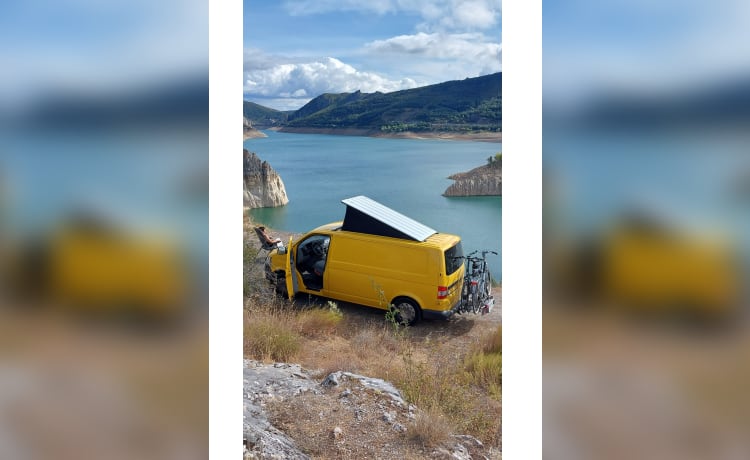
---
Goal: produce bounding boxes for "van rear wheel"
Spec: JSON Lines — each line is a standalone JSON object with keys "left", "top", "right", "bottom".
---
{"left": 391, "top": 297, "right": 421, "bottom": 326}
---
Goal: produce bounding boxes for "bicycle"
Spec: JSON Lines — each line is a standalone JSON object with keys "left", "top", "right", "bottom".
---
{"left": 458, "top": 250, "right": 497, "bottom": 314}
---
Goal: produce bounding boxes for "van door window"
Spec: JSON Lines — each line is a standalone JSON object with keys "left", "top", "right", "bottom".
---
{"left": 295, "top": 235, "right": 330, "bottom": 291}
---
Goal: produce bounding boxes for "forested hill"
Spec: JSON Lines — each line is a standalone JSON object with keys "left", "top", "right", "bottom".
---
{"left": 244, "top": 73, "right": 501, "bottom": 134}
{"left": 242, "top": 101, "right": 291, "bottom": 126}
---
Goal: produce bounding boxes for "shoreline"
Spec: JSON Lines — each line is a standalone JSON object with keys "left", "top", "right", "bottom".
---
{"left": 258, "top": 126, "right": 501, "bottom": 143}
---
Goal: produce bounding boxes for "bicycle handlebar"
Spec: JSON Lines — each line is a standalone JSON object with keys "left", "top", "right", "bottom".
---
{"left": 466, "top": 249, "right": 498, "bottom": 258}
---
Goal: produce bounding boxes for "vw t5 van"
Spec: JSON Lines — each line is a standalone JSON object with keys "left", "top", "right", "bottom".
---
{"left": 264, "top": 196, "right": 464, "bottom": 324}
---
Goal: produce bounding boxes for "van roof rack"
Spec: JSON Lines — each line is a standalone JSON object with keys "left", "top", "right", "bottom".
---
{"left": 341, "top": 195, "right": 437, "bottom": 241}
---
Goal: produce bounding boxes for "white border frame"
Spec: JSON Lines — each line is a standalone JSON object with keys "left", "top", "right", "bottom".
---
{"left": 502, "top": 0, "right": 543, "bottom": 458}
{"left": 209, "top": 0, "right": 243, "bottom": 458}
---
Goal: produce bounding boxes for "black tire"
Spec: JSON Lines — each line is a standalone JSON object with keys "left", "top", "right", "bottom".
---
{"left": 391, "top": 297, "right": 421, "bottom": 326}
{"left": 274, "top": 271, "right": 288, "bottom": 297}
{"left": 482, "top": 270, "right": 492, "bottom": 299}
{"left": 470, "top": 283, "right": 480, "bottom": 313}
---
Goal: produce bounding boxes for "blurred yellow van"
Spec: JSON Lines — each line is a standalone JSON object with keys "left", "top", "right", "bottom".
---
{"left": 264, "top": 196, "right": 464, "bottom": 324}
{"left": 600, "top": 215, "right": 740, "bottom": 315}
{"left": 9, "top": 215, "right": 186, "bottom": 318}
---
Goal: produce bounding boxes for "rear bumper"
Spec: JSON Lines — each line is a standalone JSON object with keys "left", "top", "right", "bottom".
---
{"left": 421, "top": 297, "right": 462, "bottom": 320}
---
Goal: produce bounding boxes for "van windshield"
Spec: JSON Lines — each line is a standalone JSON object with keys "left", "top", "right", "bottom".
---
{"left": 444, "top": 241, "right": 464, "bottom": 275}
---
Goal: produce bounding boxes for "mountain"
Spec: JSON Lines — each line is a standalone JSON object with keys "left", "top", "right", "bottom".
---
{"left": 558, "top": 76, "right": 750, "bottom": 129}
{"left": 243, "top": 101, "right": 290, "bottom": 127}
{"left": 244, "top": 73, "right": 501, "bottom": 135}
{"left": 14, "top": 75, "right": 208, "bottom": 128}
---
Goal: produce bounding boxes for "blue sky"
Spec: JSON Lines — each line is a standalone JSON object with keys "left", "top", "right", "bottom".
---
{"left": 244, "top": 0, "right": 502, "bottom": 110}
{"left": 0, "top": 0, "right": 207, "bottom": 110}
{"left": 543, "top": 0, "right": 750, "bottom": 107}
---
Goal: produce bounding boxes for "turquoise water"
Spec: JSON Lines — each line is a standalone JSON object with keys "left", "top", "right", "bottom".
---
{"left": 0, "top": 128, "right": 209, "bottom": 281}
{"left": 245, "top": 130, "right": 502, "bottom": 280}
{"left": 544, "top": 128, "right": 750, "bottom": 264}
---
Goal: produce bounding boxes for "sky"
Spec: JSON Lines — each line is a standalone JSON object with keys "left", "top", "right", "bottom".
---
{"left": 543, "top": 0, "right": 750, "bottom": 108}
{"left": 0, "top": 0, "right": 208, "bottom": 111}
{"left": 243, "top": 0, "right": 502, "bottom": 111}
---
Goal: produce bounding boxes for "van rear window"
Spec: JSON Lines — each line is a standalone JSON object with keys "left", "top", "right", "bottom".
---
{"left": 444, "top": 242, "right": 464, "bottom": 275}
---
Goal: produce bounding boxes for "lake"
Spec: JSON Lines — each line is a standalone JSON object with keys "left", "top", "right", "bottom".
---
{"left": 0, "top": 127, "right": 209, "bottom": 287}
{"left": 544, "top": 128, "right": 750, "bottom": 266}
{"left": 245, "top": 130, "right": 502, "bottom": 280}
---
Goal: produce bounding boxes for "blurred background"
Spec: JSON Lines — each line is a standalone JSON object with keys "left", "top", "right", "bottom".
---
{"left": 0, "top": 0, "right": 208, "bottom": 458}
{"left": 544, "top": 0, "right": 750, "bottom": 458}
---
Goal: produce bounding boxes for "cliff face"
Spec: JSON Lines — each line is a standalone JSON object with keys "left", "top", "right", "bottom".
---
{"left": 244, "top": 149, "right": 289, "bottom": 208}
{"left": 443, "top": 164, "right": 502, "bottom": 196}
{"left": 244, "top": 116, "right": 267, "bottom": 139}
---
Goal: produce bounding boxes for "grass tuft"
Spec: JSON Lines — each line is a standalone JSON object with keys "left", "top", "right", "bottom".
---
{"left": 465, "top": 326, "right": 502, "bottom": 399}
{"left": 407, "top": 408, "right": 452, "bottom": 448}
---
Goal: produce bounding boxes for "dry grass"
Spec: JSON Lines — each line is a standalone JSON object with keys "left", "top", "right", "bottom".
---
{"left": 296, "top": 301, "right": 344, "bottom": 337}
{"left": 465, "top": 326, "right": 502, "bottom": 399}
{"left": 243, "top": 305, "right": 301, "bottom": 362}
{"left": 243, "top": 289, "right": 501, "bottom": 446}
{"left": 408, "top": 408, "right": 452, "bottom": 448}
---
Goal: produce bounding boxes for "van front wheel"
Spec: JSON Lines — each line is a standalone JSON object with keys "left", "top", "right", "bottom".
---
{"left": 391, "top": 297, "right": 421, "bottom": 326}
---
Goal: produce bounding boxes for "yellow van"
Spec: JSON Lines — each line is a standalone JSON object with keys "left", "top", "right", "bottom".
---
{"left": 600, "top": 219, "right": 739, "bottom": 315}
{"left": 263, "top": 196, "right": 465, "bottom": 324}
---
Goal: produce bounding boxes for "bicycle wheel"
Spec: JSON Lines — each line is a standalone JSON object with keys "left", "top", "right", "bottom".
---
{"left": 482, "top": 269, "right": 492, "bottom": 299}
{"left": 470, "top": 282, "right": 480, "bottom": 314}
{"left": 458, "top": 278, "right": 469, "bottom": 313}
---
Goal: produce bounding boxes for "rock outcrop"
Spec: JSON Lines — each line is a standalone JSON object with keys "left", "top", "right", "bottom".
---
{"left": 244, "top": 117, "right": 267, "bottom": 139}
{"left": 443, "top": 163, "right": 502, "bottom": 196}
{"left": 243, "top": 360, "right": 497, "bottom": 459}
{"left": 243, "top": 149, "right": 289, "bottom": 208}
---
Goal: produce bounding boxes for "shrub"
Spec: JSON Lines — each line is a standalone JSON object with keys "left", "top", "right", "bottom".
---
{"left": 296, "top": 302, "right": 344, "bottom": 337}
{"left": 407, "top": 408, "right": 451, "bottom": 448}
{"left": 465, "top": 326, "right": 502, "bottom": 399}
{"left": 244, "top": 304, "right": 301, "bottom": 362}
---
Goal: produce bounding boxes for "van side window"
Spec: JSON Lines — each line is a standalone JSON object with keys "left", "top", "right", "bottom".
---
{"left": 296, "top": 235, "right": 330, "bottom": 291}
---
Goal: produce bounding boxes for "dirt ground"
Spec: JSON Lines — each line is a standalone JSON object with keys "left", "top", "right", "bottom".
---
{"left": 543, "top": 302, "right": 750, "bottom": 459}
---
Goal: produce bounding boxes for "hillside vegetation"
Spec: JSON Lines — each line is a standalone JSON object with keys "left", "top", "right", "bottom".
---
{"left": 243, "top": 101, "right": 290, "bottom": 127}
{"left": 245, "top": 73, "right": 501, "bottom": 134}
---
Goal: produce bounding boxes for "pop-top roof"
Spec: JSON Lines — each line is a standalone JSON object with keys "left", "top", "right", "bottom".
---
{"left": 341, "top": 195, "right": 437, "bottom": 242}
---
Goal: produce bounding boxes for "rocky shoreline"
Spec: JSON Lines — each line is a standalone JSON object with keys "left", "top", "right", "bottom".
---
{"left": 243, "top": 149, "right": 289, "bottom": 208}
{"left": 244, "top": 117, "right": 267, "bottom": 139}
{"left": 444, "top": 163, "right": 502, "bottom": 197}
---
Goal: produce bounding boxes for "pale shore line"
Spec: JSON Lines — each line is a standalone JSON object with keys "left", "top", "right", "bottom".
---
{"left": 259, "top": 126, "right": 501, "bottom": 143}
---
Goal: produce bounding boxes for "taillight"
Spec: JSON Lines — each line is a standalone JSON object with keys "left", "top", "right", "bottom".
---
{"left": 470, "top": 280, "right": 478, "bottom": 286}
{"left": 437, "top": 286, "right": 448, "bottom": 299}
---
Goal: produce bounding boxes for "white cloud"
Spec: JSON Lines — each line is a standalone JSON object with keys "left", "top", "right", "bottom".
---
{"left": 282, "top": 0, "right": 500, "bottom": 31}
{"left": 283, "top": 0, "right": 396, "bottom": 15}
{"left": 244, "top": 55, "right": 419, "bottom": 109}
{"left": 365, "top": 32, "right": 501, "bottom": 76}
{"left": 367, "top": 32, "right": 499, "bottom": 59}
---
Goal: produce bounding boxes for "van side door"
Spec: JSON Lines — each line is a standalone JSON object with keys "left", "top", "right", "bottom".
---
{"left": 285, "top": 237, "right": 298, "bottom": 300}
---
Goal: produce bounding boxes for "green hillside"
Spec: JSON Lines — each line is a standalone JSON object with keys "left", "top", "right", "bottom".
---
{"left": 242, "top": 101, "right": 290, "bottom": 127}
{"left": 244, "top": 72, "right": 501, "bottom": 133}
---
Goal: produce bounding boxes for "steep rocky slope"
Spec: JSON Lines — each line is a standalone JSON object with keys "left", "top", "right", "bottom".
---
{"left": 243, "top": 149, "right": 289, "bottom": 208}
{"left": 244, "top": 117, "right": 267, "bottom": 139}
{"left": 443, "top": 164, "right": 502, "bottom": 196}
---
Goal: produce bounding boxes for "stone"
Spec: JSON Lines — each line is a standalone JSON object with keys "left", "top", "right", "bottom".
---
{"left": 443, "top": 163, "right": 501, "bottom": 197}
{"left": 243, "top": 150, "right": 289, "bottom": 208}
